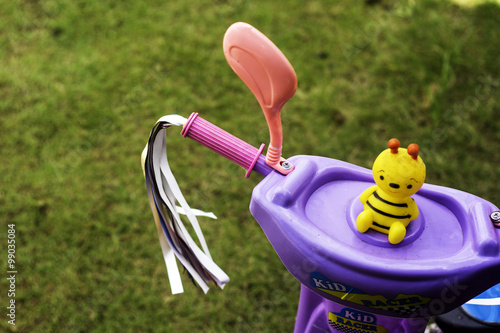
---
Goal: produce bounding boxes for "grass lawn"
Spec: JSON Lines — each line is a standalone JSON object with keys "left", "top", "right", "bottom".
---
{"left": 1, "top": 0, "right": 500, "bottom": 332}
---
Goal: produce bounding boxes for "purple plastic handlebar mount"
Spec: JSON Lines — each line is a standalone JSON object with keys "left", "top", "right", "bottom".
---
{"left": 181, "top": 113, "right": 273, "bottom": 178}
{"left": 250, "top": 155, "right": 500, "bottom": 332}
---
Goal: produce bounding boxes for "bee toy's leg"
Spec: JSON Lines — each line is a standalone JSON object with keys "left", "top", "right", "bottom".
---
{"left": 356, "top": 211, "right": 373, "bottom": 233}
{"left": 388, "top": 221, "right": 406, "bottom": 245}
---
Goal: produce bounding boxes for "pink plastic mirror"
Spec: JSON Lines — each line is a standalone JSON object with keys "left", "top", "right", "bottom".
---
{"left": 223, "top": 22, "right": 297, "bottom": 174}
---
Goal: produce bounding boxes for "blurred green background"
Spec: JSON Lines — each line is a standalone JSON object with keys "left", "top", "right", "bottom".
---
{"left": 1, "top": 0, "right": 500, "bottom": 332}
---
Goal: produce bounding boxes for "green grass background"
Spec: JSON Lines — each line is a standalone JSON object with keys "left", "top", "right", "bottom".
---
{"left": 1, "top": 0, "right": 500, "bottom": 332}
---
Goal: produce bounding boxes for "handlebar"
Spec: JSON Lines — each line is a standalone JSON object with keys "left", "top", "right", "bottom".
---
{"left": 181, "top": 112, "right": 273, "bottom": 178}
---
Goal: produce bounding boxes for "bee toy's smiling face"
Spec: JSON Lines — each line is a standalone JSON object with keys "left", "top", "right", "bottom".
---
{"left": 372, "top": 139, "right": 426, "bottom": 199}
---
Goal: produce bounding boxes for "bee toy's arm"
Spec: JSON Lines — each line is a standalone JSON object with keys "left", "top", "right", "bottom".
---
{"left": 360, "top": 185, "right": 378, "bottom": 204}
{"left": 409, "top": 198, "right": 419, "bottom": 220}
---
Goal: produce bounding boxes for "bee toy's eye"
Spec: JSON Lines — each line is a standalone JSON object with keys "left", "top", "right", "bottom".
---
{"left": 407, "top": 185, "right": 413, "bottom": 189}
{"left": 380, "top": 176, "right": 384, "bottom": 180}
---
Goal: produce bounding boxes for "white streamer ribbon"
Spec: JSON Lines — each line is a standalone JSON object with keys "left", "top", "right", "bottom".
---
{"left": 142, "top": 115, "right": 229, "bottom": 294}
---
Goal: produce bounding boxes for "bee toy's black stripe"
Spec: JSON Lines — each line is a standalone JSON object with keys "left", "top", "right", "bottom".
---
{"left": 366, "top": 201, "right": 412, "bottom": 219}
{"left": 373, "top": 222, "right": 390, "bottom": 230}
{"left": 374, "top": 191, "right": 408, "bottom": 207}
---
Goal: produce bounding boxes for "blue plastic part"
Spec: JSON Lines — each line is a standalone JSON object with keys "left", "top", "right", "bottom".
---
{"left": 462, "top": 283, "right": 500, "bottom": 324}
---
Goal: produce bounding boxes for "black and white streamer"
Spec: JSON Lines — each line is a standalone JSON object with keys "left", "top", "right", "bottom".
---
{"left": 142, "top": 115, "right": 229, "bottom": 294}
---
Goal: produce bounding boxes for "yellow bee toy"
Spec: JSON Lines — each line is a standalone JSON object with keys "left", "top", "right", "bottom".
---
{"left": 356, "top": 138, "right": 426, "bottom": 245}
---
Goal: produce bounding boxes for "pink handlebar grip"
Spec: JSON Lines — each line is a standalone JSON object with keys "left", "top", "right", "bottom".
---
{"left": 181, "top": 113, "right": 273, "bottom": 177}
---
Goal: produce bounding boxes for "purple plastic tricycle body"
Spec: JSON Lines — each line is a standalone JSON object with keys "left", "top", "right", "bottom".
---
{"left": 250, "top": 155, "right": 500, "bottom": 332}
